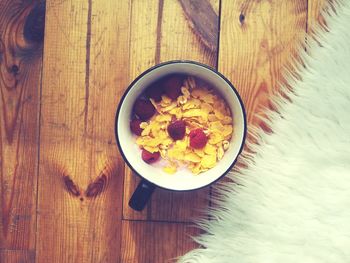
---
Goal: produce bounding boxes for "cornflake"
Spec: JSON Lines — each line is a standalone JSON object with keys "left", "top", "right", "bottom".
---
{"left": 133, "top": 76, "right": 234, "bottom": 174}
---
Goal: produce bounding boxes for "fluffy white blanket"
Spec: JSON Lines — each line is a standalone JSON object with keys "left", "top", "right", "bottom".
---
{"left": 179, "top": 2, "right": 350, "bottom": 263}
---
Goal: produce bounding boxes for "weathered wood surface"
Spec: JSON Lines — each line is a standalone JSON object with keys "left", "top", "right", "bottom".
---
{"left": 0, "top": 249, "right": 35, "bottom": 263}
{"left": 121, "top": 221, "right": 201, "bottom": 263}
{"left": 218, "top": 0, "right": 308, "bottom": 127}
{"left": 36, "top": 0, "right": 129, "bottom": 262}
{"left": 308, "top": 0, "right": 335, "bottom": 30}
{"left": 0, "top": 0, "right": 44, "bottom": 254}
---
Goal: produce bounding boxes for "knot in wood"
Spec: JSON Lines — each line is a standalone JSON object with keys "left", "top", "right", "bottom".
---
{"left": 23, "top": 2, "right": 46, "bottom": 43}
{"left": 85, "top": 174, "right": 107, "bottom": 198}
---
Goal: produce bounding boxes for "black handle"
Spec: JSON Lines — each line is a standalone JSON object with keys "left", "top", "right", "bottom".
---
{"left": 129, "top": 179, "right": 156, "bottom": 211}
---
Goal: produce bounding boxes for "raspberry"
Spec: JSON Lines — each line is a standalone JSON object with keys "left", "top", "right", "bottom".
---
{"left": 167, "top": 120, "right": 186, "bottom": 140}
{"left": 130, "top": 119, "right": 143, "bottom": 136}
{"left": 141, "top": 149, "right": 160, "bottom": 164}
{"left": 189, "top": 128, "right": 208, "bottom": 149}
{"left": 162, "top": 75, "right": 184, "bottom": 100}
{"left": 145, "top": 83, "right": 163, "bottom": 102}
{"left": 133, "top": 98, "right": 156, "bottom": 121}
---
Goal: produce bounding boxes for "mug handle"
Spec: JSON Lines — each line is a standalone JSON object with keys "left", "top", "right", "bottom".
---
{"left": 129, "top": 179, "right": 156, "bottom": 211}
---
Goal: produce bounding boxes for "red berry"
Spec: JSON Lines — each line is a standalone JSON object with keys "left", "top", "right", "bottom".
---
{"left": 133, "top": 99, "right": 156, "bottom": 121}
{"left": 167, "top": 120, "right": 186, "bottom": 140}
{"left": 141, "top": 149, "right": 160, "bottom": 164}
{"left": 189, "top": 128, "right": 208, "bottom": 149}
{"left": 162, "top": 75, "right": 184, "bottom": 100}
{"left": 130, "top": 119, "right": 143, "bottom": 136}
{"left": 145, "top": 83, "right": 163, "bottom": 102}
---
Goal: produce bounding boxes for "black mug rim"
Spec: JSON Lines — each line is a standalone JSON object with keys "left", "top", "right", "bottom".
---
{"left": 115, "top": 60, "right": 247, "bottom": 192}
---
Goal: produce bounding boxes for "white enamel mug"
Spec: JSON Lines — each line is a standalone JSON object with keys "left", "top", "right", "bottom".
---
{"left": 115, "top": 61, "right": 247, "bottom": 211}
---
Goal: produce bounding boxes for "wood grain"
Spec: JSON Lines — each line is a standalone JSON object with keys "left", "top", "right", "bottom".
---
{"left": 36, "top": 0, "right": 129, "bottom": 262}
{"left": 308, "top": 0, "right": 334, "bottom": 30}
{"left": 123, "top": 0, "right": 219, "bottom": 222}
{"left": 0, "top": 0, "right": 44, "bottom": 251}
{"left": 0, "top": 249, "right": 35, "bottom": 263}
{"left": 218, "top": 0, "right": 307, "bottom": 127}
{"left": 178, "top": 0, "right": 219, "bottom": 52}
{"left": 121, "top": 220, "right": 201, "bottom": 263}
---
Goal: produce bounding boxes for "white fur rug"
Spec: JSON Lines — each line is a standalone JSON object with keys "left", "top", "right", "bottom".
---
{"left": 179, "top": 1, "right": 350, "bottom": 263}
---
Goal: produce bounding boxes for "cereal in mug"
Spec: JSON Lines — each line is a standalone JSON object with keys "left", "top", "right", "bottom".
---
{"left": 130, "top": 75, "right": 233, "bottom": 174}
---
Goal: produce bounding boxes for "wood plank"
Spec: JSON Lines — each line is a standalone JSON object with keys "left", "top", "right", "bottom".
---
{"left": 218, "top": 0, "right": 308, "bottom": 127}
{"left": 308, "top": 0, "right": 333, "bottom": 30}
{"left": 0, "top": 249, "right": 35, "bottom": 263}
{"left": 36, "top": 0, "right": 129, "bottom": 262}
{"left": 123, "top": 0, "right": 219, "bottom": 221}
{"left": 160, "top": 0, "right": 219, "bottom": 63}
{"left": 0, "top": 1, "right": 44, "bottom": 250}
{"left": 178, "top": 0, "right": 219, "bottom": 52}
{"left": 121, "top": 220, "right": 200, "bottom": 263}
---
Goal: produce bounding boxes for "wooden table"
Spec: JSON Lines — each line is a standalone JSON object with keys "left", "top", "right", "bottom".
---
{"left": 0, "top": 0, "right": 329, "bottom": 262}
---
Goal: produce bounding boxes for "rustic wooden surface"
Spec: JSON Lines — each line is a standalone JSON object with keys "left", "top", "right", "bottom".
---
{"left": 121, "top": 221, "right": 201, "bottom": 263}
{"left": 0, "top": 1, "right": 44, "bottom": 262}
{"left": 37, "top": 0, "right": 129, "bottom": 262}
{"left": 0, "top": 0, "right": 331, "bottom": 262}
{"left": 219, "top": 0, "right": 308, "bottom": 127}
